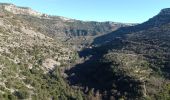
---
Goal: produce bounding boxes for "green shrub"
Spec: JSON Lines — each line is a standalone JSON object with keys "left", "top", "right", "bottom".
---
{"left": 14, "top": 90, "right": 29, "bottom": 99}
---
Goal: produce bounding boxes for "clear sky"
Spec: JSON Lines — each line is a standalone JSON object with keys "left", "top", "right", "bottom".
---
{"left": 0, "top": 0, "right": 170, "bottom": 23}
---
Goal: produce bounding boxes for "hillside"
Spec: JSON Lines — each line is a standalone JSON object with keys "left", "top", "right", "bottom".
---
{"left": 0, "top": 3, "right": 130, "bottom": 100}
{"left": 0, "top": 2, "right": 170, "bottom": 100}
{"left": 93, "top": 8, "right": 170, "bottom": 46}
{"left": 0, "top": 3, "right": 130, "bottom": 50}
{"left": 0, "top": 4, "right": 84, "bottom": 100}
{"left": 66, "top": 8, "right": 170, "bottom": 100}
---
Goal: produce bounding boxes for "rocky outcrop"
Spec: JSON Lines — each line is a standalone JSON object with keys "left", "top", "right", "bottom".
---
{"left": 42, "top": 58, "right": 61, "bottom": 72}
{"left": 3, "top": 4, "right": 42, "bottom": 16}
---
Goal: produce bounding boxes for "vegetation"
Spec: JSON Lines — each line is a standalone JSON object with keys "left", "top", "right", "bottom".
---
{"left": 0, "top": 3, "right": 170, "bottom": 100}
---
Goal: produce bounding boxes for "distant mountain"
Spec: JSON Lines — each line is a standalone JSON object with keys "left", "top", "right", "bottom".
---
{"left": 93, "top": 8, "right": 170, "bottom": 45}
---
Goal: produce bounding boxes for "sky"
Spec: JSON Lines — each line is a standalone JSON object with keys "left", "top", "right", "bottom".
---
{"left": 0, "top": 0, "right": 170, "bottom": 23}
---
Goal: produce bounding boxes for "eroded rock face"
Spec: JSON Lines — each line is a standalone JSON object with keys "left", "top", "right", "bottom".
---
{"left": 3, "top": 4, "right": 42, "bottom": 16}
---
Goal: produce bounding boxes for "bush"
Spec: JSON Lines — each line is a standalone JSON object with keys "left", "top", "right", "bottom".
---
{"left": 14, "top": 90, "right": 29, "bottom": 99}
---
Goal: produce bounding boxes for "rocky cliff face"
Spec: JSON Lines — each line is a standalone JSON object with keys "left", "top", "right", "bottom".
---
{"left": 2, "top": 3, "right": 42, "bottom": 16}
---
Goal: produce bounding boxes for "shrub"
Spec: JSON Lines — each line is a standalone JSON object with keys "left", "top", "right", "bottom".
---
{"left": 14, "top": 90, "right": 29, "bottom": 99}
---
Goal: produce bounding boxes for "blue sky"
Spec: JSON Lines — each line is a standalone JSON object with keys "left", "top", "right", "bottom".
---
{"left": 0, "top": 0, "right": 170, "bottom": 23}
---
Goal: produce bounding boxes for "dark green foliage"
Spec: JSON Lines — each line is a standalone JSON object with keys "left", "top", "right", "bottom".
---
{"left": 14, "top": 90, "right": 29, "bottom": 99}
{"left": 156, "top": 83, "right": 170, "bottom": 100}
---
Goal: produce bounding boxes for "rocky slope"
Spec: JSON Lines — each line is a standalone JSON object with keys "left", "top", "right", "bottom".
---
{"left": 93, "top": 8, "right": 170, "bottom": 46}
{"left": 0, "top": 3, "right": 130, "bottom": 100}
{"left": 0, "top": 3, "right": 131, "bottom": 50}
{"left": 0, "top": 2, "right": 170, "bottom": 100}
{"left": 3, "top": 3, "right": 42, "bottom": 16}
{"left": 0, "top": 5, "right": 83, "bottom": 99}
